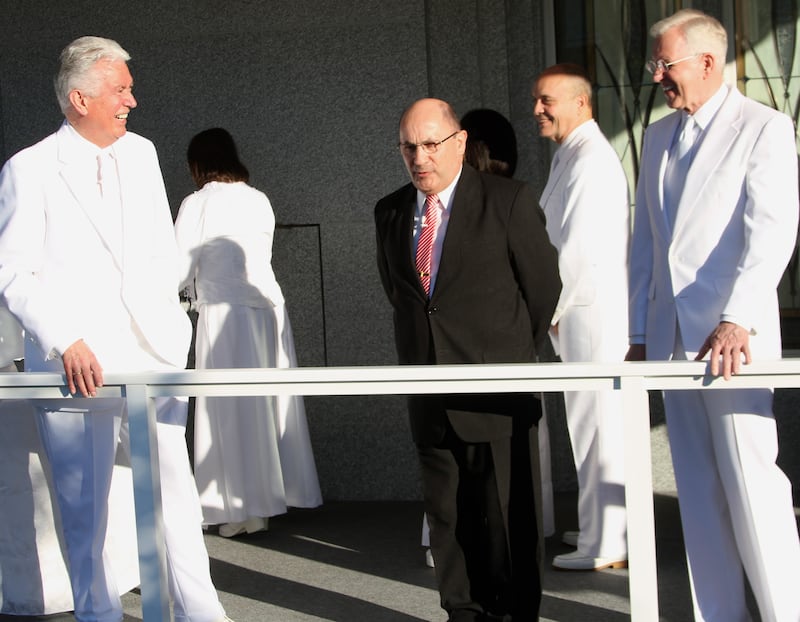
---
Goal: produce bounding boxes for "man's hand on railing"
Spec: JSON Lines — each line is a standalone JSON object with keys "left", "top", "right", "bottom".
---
{"left": 625, "top": 344, "right": 646, "bottom": 361}
{"left": 62, "top": 339, "right": 104, "bottom": 397}
{"left": 695, "top": 321, "right": 751, "bottom": 381}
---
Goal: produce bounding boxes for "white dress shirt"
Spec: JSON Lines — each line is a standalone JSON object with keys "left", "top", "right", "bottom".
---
{"left": 412, "top": 167, "right": 462, "bottom": 296}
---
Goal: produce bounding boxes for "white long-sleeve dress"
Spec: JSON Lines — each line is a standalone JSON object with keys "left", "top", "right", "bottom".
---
{"left": 175, "top": 181, "right": 322, "bottom": 524}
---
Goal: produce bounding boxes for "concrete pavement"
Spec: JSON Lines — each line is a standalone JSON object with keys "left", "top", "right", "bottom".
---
{"left": 0, "top": 491, "right": 705, "bottom": 622}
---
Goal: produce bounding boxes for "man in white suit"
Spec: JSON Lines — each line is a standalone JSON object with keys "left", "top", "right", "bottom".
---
{"left": 627, "top": 9, "right": 800, "bottom": 621}
{"left": 0, "top": 37, "right": 231, "bottom": 622}
{"left": 533, "top": 64, "right": 630, "bottom": 571}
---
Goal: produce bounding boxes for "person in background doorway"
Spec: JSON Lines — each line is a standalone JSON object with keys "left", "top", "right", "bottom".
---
{"left": 461, "top": 106, "right": 557, "bottom": 539}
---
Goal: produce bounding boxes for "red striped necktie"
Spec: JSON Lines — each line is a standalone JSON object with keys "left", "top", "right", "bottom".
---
{"left": 415, "top": 193, "right": 440, "bottom": 296}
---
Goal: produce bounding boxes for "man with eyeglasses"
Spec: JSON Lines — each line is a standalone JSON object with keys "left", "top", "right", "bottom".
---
{"left": 375, "top": 98, "right": 560, "bottom": 621}
{"left": 627, "top": 9, "right": 800, "bottom": 621}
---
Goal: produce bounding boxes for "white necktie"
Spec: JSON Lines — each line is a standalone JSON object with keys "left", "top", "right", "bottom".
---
{"left": 97, "top": 152, "right": 120, "bottom": 206}
{"left": 664, "top": 115, "right": 698, "bottom": 231}
{"left": 677, "top": 115, "right": 697, "bottom": 160}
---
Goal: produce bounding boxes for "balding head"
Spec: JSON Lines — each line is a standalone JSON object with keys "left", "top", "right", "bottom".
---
{"left": 532, "top": 64, "right": 593, "bottom": 144}
{"left": 399, "top": 98, "right": 460, "bottom": 132}
{"left": 398, "top": 98, "right": 467, "bottom": 194}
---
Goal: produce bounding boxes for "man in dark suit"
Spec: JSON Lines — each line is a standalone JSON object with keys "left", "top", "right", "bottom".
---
{"left": 375, "top": 97, "right": 560, "bottom": 622}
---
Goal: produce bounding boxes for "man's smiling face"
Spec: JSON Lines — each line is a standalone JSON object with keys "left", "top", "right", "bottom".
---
{"left": 651, "top": 27, "right": 706, "bottom": 114}
{"left": 74, "top": 59, "right": 137, "bottom": 148}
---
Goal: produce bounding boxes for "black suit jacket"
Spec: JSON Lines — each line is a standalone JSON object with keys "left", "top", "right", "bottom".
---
{"left": 375, "top": 164, "right": 561, "bottom": 446}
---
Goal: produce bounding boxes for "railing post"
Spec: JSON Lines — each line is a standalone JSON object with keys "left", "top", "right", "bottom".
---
{"left": 124, "top": 383, "right": 171, "bottom": 621}
{"left": 620, "top": 373, "right": 659, "bottom": 621}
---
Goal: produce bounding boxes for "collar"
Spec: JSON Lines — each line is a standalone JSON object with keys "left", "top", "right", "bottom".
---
{"left": 558, "top": 118, "right": 596, "bottom": 152}
{"left": 62, "top": 119, "right": 118, "bottom": 160}
{"left": 687, "top": 84, "right": 728, "bottom": 132}
{"left": 416, "top": 166, "right": 463, "bottom": 214}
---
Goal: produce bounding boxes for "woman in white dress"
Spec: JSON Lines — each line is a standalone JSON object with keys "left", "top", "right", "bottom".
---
{"left": 175, "top": 128, "right": 322, "bottom": 537}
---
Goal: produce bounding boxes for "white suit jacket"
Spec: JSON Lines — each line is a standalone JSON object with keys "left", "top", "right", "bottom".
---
{"left": 0, "top": 121, "right": 191, "bottom": 372}
{"left": 629, "top": 86, "right": 799, "bottom": 360}
{"left": 540, "top": 119, "right": 630, "bottom": 361}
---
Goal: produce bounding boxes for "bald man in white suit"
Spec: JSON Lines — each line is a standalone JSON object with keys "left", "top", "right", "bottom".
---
{"left": 627, "top": 10, "right": 800, "bottom": 621}
{"left": 533, "top": 63, "right": 630, "bottom": 571}
{"left": 0, "top": 37, "right": 230, "bottom": 622}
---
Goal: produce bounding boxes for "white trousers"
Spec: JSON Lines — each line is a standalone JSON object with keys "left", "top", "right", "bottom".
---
{"left": 563, "top": 388, "right": 628, "bottom": 557}
{"left": 665, "top": 336, "right": 800, "bottom": 622}
{"left": 553, "top": 302, "right": 628, "bottom": 557}
{"left": 35, "top": 396, "right": 226, "bottom": 622}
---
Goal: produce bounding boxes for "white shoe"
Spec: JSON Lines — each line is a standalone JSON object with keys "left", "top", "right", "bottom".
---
{"left": 552, "top": 550, "right": 627, "bottom": 570}
{"left": 425, "top": 548, "right": 435, "bottom": 568}
{"left": 218, "top": 517, "right": 269, "bottom": 538}
{"left": 561, "top": 530, "right": 579, "bottom": 547}
{"left": 218, "top": 521, "right": 246, "bottom": 538}
{"left": 244, "top": 516, "right": 268, "bottom": 533}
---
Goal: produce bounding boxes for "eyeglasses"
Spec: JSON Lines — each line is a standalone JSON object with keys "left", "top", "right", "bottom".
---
{"left": 399, "top": 131, "right": 459, "bottom": 156}
{"left": 645, "top": 54, "right": 700, "bottom": 74}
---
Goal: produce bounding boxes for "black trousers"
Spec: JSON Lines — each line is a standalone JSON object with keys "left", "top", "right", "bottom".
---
{"left": 418, "top": 416, "right": 542, "bottom": 621}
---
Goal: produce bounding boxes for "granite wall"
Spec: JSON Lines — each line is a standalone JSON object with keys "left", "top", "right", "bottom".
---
{"left": 0, "top": 0, "right": 558, "bottom": 501}
{"left": 1, "top": 1, "right": 797, "bottom": 506}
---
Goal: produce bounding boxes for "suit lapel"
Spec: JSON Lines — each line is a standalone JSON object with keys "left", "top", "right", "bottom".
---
{"left": 56, "top": 125, "right": 124, "bottom": 269}
{"left": 540, "top": 148, "right": 568, "bottom": 208}
{"left": 672, "top": 88, "right": 743, "bottom": 237}
{"left": 649, "top": 113, "right": 681, "bottom": 243}
{"left": 392, "top": 185, "right": 426, "bottom": 296}
{"left": 114, "top": 139, "right": 142, "bottom": 276}
{"left": 431, "top": 167, "right": 477, "bottom": 301}
{"left": 56, "top": 126, "right": 103, "bottom": 223}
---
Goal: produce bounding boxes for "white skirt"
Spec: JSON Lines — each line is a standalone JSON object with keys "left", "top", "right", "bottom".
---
{"left": 193, "top": 302, "right": 322, "bottom": 524}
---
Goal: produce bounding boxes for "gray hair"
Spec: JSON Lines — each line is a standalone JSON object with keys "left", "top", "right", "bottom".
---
{"left": 54, "top": 36, "right": 130, "bottom": 113}
{"left": 650, "top": 9, "right": 728, "bottom": 65}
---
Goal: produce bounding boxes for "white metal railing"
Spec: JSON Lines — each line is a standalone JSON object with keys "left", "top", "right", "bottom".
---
{"left": 3, "top": 359, "right": 800, "bottom": 621}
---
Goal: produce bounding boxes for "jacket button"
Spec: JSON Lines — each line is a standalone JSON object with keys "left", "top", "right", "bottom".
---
{"left": 428, "top": 306, "right": 438, "bottom": 315}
